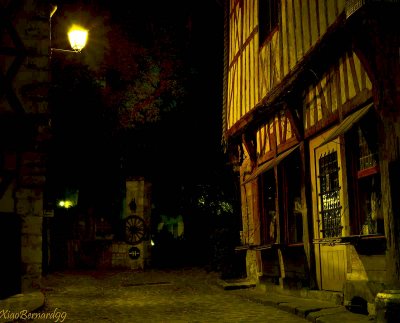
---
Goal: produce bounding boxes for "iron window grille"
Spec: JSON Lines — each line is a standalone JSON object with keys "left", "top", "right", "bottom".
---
{"left": 319, "top": 151, "right": 342, "bottom": 238}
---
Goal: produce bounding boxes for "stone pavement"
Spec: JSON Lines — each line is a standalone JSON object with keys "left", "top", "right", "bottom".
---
{"left": 0, "top": 268, "right": 371, "bottom": 323}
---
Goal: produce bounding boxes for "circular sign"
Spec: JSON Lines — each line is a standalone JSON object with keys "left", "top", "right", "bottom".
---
{"left": 128, "top": 247, "right": 141, "bottom": 260}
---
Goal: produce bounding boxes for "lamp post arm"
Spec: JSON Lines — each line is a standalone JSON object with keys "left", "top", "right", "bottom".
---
{"left": 51, "top": 48, "right": 81, "bottom": 53}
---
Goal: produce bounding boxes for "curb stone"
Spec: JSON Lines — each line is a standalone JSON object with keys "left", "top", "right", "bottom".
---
{"left": 228, "top": 286, "right": 372, "bottom": 323}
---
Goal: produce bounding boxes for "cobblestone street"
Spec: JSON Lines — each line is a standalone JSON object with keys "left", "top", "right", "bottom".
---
{"left": 23, "top": 268, "right": 307, "bottom": 323}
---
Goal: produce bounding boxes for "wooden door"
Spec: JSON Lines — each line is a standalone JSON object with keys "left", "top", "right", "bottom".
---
{"left": 320, "top": 244, "right": 347, "bottom": 291}
{"left": 310, "top": 131, "right": 348, "bottom": 292}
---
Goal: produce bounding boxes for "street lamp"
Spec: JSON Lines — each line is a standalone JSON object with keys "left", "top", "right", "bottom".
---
{"left": 67, "top": 25, "right": 88, "bottom": 52}
{"left": 50, "top": 5, "right": 89, "bottom": 54}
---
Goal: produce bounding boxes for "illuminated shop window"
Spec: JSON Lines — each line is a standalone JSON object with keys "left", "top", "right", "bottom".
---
{"left": 346, "top": 120, "right": 383, "bottom": 236}
{"left": 319, "top": 151, "right": 342, "bottom": 238}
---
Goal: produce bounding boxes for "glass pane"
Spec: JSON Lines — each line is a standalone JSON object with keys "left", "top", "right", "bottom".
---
{"left": 260, "top": 170, "right": 276, "bottom": 244}
{"left": 285, "top": 151, "right": 302, "bottom": 244}
{"left": 319, "top": 151, "right": 342, "bottom": 238}
{"left": 358, "top": 127, "right": 378, "bottom": 170}
{"left": 358, "top": 174, "right": 383, "bottom": 235}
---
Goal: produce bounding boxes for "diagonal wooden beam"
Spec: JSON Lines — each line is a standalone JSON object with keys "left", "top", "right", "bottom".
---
{"left": 284, "top": 105, "right": 303, "bottom": 142}
{"left": 242, "top": 132, "right": 257, "bottom": 168}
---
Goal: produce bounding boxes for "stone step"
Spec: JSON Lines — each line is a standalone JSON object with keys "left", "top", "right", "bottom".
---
{"left": 217, "top": 278, "right": 257, "bottom": 290}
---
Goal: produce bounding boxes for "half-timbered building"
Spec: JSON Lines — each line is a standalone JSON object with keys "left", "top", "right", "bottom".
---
{"left": 222, "top": 0, "right": 400, "bottom": 315}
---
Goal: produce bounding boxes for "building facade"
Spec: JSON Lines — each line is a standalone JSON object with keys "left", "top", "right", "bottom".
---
{"left": 222, "top": 0, "right": 400, "bottom": 315}
{"left": 0, "top": 0, "right": 51, "bottom": 298}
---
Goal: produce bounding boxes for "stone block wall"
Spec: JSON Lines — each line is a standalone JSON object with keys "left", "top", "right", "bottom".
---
{"left": 125, "top": 177, "right": 152, "bottom": 220}
{"left": 124, "top": 178, "right": 152, "bottom": 269}
{"left": 0, "top": 0, "right": 51, "bottom": 294}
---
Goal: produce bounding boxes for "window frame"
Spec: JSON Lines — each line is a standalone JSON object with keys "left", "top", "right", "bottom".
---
{"left": 345, "top": 116, "right": 384, "bottom": 237}
{"left": 279, "top": 149, "right": 303, "bottom": 245}
{"left": 258, "top": 148, "right": 304, "bottom": 246}
{"left": 259, "top": 169, "right": 277, "bottom": 245}
{"left": 258, "top": 0, "right": 279, "bottom": 47}
{"left": 318, "top": 150, "right": 342, "bottom": 238}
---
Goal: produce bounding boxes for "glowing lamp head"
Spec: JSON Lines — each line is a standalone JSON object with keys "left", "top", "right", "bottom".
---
{"left": 58, "top": 200, "right": 74, "bottom": 209}
{"left": 68, "top": 25, "right": 88, "bottom": 52}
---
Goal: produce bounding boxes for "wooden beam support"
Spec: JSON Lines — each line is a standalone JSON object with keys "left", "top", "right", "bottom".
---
{"left": 242, "top": 132, "right": 257, "bottom": 169}
{"left": 348, "top": 4, "right": 400, "bottom": 117}
{"left": 284, "top": 105, "right": 303, "bottom": 142}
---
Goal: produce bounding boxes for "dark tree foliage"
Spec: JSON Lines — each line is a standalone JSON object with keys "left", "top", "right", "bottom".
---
{"left": 103, "top": 25, "right": 190, "bottom": 130}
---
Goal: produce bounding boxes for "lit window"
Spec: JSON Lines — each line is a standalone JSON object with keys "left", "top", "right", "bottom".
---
{"left": 346, "top": 116, "right": 383, "bottom": 236}
{"left": 319, "top": 151, "right": 342, "bottom": 238}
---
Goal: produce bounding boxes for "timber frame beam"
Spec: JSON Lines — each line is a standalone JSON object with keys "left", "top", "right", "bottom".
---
{"left": 347, "top": 4, "right": 400, "bottom": 116}
{"left": 242, "top": 132, "right": 257, "bottom": 169}
{"left": 284, "top": 104, "right": 302, "bottom": 142}
{"left": 226, "top": 12, "right": 350, "bottom": 146}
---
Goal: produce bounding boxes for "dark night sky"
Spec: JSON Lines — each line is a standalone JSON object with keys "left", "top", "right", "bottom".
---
{"left": 49, "top": 1, "right": 226, "bottom": 212}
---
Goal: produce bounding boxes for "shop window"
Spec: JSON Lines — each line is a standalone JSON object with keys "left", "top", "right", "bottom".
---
{"left": 258, "top": 149, "right": 303, "bottom": 245}
{"left": 259, "top": 170, "right": 276, "bottom": 244}
{"left": 356, "top": 174, "right": 382, "bottom": 235}
{"left": 358, "top": 126, "right": 378, "bottom": 171}
{"left": 319, "top": 151, "right": 342, "bottom": 238}
{"left": 259, "top": 0, "right": 279, "bottom": 46}
{"left": 280, "top": 150, "right": 303, "bottom": 244}
{"left": 346, "top": 119, "right": 383, "bottom": 236}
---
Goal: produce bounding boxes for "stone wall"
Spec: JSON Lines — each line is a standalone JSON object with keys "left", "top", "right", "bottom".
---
{"left": 0, "top": 0, "right": 51, "bottom": 293}
{"left": 111, "top": 242, "right": 150, "bottom": 270}
{"left": 124, "top": 178, "right": 152, "bottom": 269}
{"left": 246, "top": 250, "right": 260, "bottom": 282}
